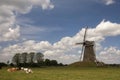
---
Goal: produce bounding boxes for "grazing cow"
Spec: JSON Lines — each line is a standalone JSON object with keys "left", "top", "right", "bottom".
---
{"left": 7, "top": 67, "right": 21, "bottom": 72}
{"left": 26, "top": 68, "right": 33, "bottom": 73}
{"left": 21, "top": 67, "right": 33, "bottom": 73}
{"left": 7, "top": 67, "right": 19, "bottom": 72}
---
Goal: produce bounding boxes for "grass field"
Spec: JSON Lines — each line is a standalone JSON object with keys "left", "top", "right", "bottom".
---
{"left": 0, "top": 66, "right": 120, "bottom": 80}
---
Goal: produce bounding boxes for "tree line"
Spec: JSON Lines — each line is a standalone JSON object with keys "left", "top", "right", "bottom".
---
{"left": 11, "top": 52, "right": 64, "bottom": 67}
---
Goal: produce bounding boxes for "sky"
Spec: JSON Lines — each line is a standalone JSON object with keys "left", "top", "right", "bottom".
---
{"left": 0, "top": 0, "right": 120, "bottom": 64}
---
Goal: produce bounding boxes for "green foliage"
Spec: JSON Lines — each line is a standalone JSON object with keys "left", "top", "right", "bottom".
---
{"left": 44, "top": 59, "right": 51, "bottom": 66}
{"left": 0, "top": 63, "right": 7, "bottom": 67}
{"left": 12, "top": 53, "right": 63, "bottom": 67}
{"left": 44, "top": 59, "right": 59, "bottom": 66}
{"left": 12, "top": 52, "right": 44, "bottom": 67}
{"left": 12, "top": 53, "right": 21, "bottom": 66}
{"left": 36, "top": 52, "right": 44, "bottom": 63}
{"left": 50, "top": 60, "right": 58, "bottom": 66}
{"left": 29, "top": 52, "right": 35, "bottom": 64}
{"left": 21, "top": 52, "right": 28, "bottom": 63}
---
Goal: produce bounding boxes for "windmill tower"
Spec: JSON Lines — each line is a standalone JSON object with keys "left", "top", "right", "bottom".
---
{"left": 76, "top": 27, "right": 96, "bottom": 62}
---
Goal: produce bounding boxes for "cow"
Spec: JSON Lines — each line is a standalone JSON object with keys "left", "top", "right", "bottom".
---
{"left": 7, "top": 67, "right": 20, "bottom": 72}
{"left": 21, "top": 67, "right": 33, "bottom": 73}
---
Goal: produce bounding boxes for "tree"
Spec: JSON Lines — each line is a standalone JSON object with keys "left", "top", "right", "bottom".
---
{"left": 59, "top": 63, "right": 64, "bottom": 66}
{"left": 21, "top": 52, "right": 28, "bottom": 64}
{"left": 7, "top": 60, "right": 10, "bottom": 66}
{"left": 50, "top": 60, "right": 58, "bottom": 66}
{"left": 35, "top": 52, "right": 44, "bottom": 66}
{"left": 0, "top": 62, "right": 7, "bottom": 67}
{"left": 28, "top": 52, "right": 35, "bottom": 64}
{"left": 44, "top": 59, "right": 51, "bottom": 66}
{"left": 10, "top": 63, "right": 14, "bottom": 67}
{"left": 36, "top": 52, "right": 44, "bottom": 63}
{"left": 11, "top": 52, "right": 66, "bottom": 67}
{"left": 12, "top": 53, "right": 20, "bottom": 66}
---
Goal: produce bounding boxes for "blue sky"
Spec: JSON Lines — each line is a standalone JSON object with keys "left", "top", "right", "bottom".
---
{"left": 0, "top": 0, "right": 120, "bottom": 64}
{"left": 17, "top": 0, "right": 120, "bottom": 42}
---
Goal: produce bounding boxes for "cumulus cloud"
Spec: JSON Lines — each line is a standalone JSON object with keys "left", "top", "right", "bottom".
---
{"left": 0, "top": 0, "right": 54, "bottom": 42}
{"left": 2, "top": 40, "right": 52, "bottom": 53}
{"left": 1, "top": 20, "right": 120, "bottom": 64}
{"left": 98, "top": 47, "right": 120, "bottom": 64}
{"left": 0, "top": 26, "right": 20, "bottom": 42}
{"left": 0, "top": 40, "right": 52, "bottom": 62}
{"left": 96, "top": 20, "right": 120, "bottom": 36}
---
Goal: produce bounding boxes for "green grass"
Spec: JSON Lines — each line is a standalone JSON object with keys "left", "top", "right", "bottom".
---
{"left": 0, "top": 67, "right": 120, "bottom": 80}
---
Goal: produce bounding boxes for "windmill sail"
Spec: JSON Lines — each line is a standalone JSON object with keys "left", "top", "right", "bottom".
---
{"left": 83, "top": 27, "right": 88, "bottom": 42}
{"left": 80, "top": 45, "right": 84, "bottom": 61}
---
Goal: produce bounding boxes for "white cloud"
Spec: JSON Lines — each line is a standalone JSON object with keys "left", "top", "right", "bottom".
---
{"left": 20, "top": 26, "right": 47, "bottom": 35}
{"left": 98, "top": 47, "right": 120, "bottom": 64}
{"left": 1, "top": 26, "right": 20, "bottom": 41}
{"left": 1, "top": 20, "right": 120, "bottom": 64}
{"left": 95, "top": 0, "right": 116, "bottom": 5}
{"left": 96, "top": 20, "right": 120, "bottom": 37}
{"left": 30, "top": 0, "right": 54, "bottom": 10}
{"left": 2, "top": 40, "right": 52, "bottom": 53}
{"left": 0, "top": 0, "right": 54, "bottom": 42}
{"left": 59, "top": 54, "right": 79, "bottom": 64}
{"left": 0, "top": 0, "right": 54, "bottom": 13}
{"left": 0, "top": 5, "right": 20, "bottom": 42}
{"left": 103, "top": 0, "right": 115, "bottom": 5}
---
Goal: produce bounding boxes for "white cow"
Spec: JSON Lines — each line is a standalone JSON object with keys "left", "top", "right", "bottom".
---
{"left": 21, "top": 67, "right": 33, "bottom": 73}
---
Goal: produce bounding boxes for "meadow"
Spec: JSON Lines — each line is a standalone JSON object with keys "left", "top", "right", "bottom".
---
{"left": 0, "top": 66, "right": 120, "bottom": 80}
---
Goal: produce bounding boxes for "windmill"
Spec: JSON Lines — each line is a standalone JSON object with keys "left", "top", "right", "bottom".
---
{"left": 76, "top": 27, "right": 96, "bottom": 62}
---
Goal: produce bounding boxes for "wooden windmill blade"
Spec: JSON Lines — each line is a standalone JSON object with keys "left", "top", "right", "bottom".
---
{"left": 75, "top": 42, "right": 83, "bottom": 45}
{"left": 80, "top": 45, "right": 84, "bottom": 61}
{"left": 75, "top": 42, "right": 84, "bottom": 61}
{"left": 75, "top": 26, "right": 88, "bottom": 45}
{"left": 80, "top": 27, "right": 88, "bottom": 61}
{"left": 83, "top": 26, "right": 88, "bottom": 42}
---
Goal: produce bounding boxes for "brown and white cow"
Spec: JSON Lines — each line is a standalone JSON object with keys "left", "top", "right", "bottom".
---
{"left": 7, "top": 67, "right": 20, "bottom": 72}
